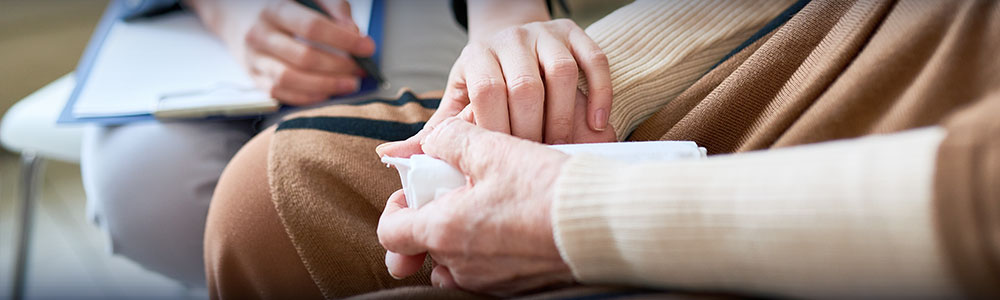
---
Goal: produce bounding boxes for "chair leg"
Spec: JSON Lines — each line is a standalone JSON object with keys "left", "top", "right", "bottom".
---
{"left": 11, "top": 152, "right": 44, "bottom": 300}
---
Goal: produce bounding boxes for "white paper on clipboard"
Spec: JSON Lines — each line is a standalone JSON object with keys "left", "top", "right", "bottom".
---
{"left": 71, "top": 0, "right": 372, "bottom": 120}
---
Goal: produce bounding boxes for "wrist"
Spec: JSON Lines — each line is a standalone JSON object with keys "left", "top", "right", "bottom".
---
{"left": 467, "top": 0, "right": 550, "bottom": 40}
{"left": 184, "top": 0, "right": 261, "bottom": 48}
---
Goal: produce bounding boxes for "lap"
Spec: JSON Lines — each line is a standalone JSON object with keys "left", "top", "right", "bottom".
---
{"left": 81, "top": 120, "right": 257, "bottom": 286}
{"left": 268, "top": 91, "right": 439, "bottom": 297}
{"left": 208, "top": 91, "right": 440, "bottom": 298}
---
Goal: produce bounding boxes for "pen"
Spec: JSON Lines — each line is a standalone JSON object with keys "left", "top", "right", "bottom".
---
{"left": 295, "top": 0, "right": 388, "bottom": 88}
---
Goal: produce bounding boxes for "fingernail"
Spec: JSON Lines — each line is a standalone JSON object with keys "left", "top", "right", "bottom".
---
{"left": 375, "top": 141, "right": 399, "bottom": 157}
{"left": 553, "top": 139, "right": 568, "bottom": 145}
{"left": 388, "top": 270, "right": 404, "bottom": 280}
{"left": 341, "top": 80, "right": 360, "bottom": 93}
{"left": 356, "top": 38, "right": 376, "bottom": 55}
{"left": 593, "top": 108, "right": 608, "bottom": 131}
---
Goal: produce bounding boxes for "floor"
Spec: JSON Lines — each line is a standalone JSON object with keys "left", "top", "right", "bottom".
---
{"left": 1, "top": 1, "right": 205, "bottom": 299}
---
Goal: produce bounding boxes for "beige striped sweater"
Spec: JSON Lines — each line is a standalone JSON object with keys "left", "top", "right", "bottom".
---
{"left": 555, "top": 0, "right": 1000, "bottom": 298}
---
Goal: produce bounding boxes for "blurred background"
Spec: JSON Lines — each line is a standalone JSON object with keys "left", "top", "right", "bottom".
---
{"left": 1, "top": 1, "right": 203, "bottom": 299}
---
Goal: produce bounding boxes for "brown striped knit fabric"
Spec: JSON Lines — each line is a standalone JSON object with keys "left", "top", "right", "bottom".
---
{"left": 626, "top": 0, "right": 1000, "bottom": 297}
{"left": 266, "top": 91, "right": 439, "bottom": 298}
{"left": 934, "top": 96, "right": 1000, "bottom": 297}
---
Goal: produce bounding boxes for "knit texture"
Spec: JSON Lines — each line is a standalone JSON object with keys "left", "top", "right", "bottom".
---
{"left": 554, "top": 128, "right": 957, "bottom": 299}
{"left": 555, "top": 0, "right": 1000, "bottom": 298}
{"left": 582, "top": 0, "right": 795, "bottom": 140}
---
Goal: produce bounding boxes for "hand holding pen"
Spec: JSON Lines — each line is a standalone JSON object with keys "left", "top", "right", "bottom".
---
{"left": 186, "top": 0, "right": 378, "bottom": 105}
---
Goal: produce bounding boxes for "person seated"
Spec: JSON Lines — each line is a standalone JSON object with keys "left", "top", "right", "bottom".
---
{"left": 81, "top": 0, "right": 465, "bottom": 287}
{"left": 205, "top": 0, "right": 793, "bottom": 297}
{"left": 209, "top": 0, "right": 1000, "bottom": 298}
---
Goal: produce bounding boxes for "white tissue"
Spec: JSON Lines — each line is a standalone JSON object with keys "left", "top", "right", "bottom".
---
{"left": 382, "top": 141, "right": 707, "bottom": 209}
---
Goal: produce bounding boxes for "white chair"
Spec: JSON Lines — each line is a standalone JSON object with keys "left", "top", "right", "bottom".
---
{"left": 0, "top": 73, "right": 84, "bottom": 300}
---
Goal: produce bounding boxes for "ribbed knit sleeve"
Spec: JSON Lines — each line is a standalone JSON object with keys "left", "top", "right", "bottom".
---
{"left": 581, "top": 0, "right": 794, "bottom": 140}
{"left": 551, "top": 127, "right": 963, "bottom": 299}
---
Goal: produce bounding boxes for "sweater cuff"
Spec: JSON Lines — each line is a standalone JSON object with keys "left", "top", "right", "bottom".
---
{"left": 550, "top": 128, "right": 960, "bottom": 299}
{"left": 551, "top": 154, "right": 635, "bottom": 281}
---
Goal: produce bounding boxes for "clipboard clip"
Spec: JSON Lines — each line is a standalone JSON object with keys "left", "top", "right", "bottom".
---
{"left": 154, "top": 83, "right": 279, "bottom": 119}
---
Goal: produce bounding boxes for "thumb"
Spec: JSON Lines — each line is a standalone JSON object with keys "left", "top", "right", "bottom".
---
{"left": 375, "top": 83, "right": 474, "bottom": 159}
{"left": 375, "top": 126, "right": 431, "bottom": 158}
{"left": 420, "top": 117, "right": 525, "bottom": 180}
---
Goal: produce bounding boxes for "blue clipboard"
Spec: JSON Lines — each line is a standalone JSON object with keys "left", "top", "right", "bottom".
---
{"left": 58, "top": 0, "right": 385, "bottom": 124}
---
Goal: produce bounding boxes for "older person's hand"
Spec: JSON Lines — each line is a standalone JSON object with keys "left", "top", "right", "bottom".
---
{"left": 376, "top": 118, "right": 576, "bottom": 296}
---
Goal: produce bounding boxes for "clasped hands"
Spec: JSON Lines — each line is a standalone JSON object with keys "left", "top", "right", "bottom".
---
{"left": 375, "top": 15, "right": 614, "bottom": 296}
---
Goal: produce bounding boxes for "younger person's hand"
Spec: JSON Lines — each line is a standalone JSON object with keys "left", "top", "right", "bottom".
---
{"left": 188, "top": 0, "right": 376, "bottom": 105}
{"left": 432, "top": 19, "right": 613, "bottom": 144}
{"left": 377, "top": 88, "right": 616, "bottom": 160}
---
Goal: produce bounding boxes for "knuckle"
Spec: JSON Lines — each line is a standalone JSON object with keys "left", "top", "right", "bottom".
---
{"left": 523, "top": 21, "right": 545, "bottom": 31}
{"left": 291, "top": 48, "right": 317, "bottom": 67}
{"left": 244, "top": 25, "right": 264, "bottom": 47}
{"left": 424, "top": 219, "right": 457, "bottom": 252}
{"left": 497, "top": 26, "right": 528, "bottom": 41}
{"left": 468, "top": 77, "right": 504, "bottom": 99}
{"left": 303, "top": 18, "right": 326, "bottom": 39}
{"left": 275, "top": 69, "right": 294, "bottom": 86}
{"left": 553, "top": 18, "right": 576, "bottom": 28}
{"left": 590, "top": 84, "right": 614, "bottom": 97}
{"left": 545, "top": 58, "right": 580, "bottom": 78}
{"left": 463, "top": 42, "right": 486, "bottom": 54}
{"left": 506, "top": 75, "right": 543, "bottom": 99}
{"left": 550, "top": 115, "right": 573, "bottom": 129}
{"left": 586, "top": 50, "right": 610, "bottom": 69}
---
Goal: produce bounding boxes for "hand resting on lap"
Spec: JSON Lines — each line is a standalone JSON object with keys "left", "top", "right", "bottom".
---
{"left": 377, "top": 118, "right": 576, "bottom": 295}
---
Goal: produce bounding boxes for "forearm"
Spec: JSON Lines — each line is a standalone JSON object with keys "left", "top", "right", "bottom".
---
{"left": 466, "top": 0, "right": 550, "bottom": 39}
{"left": 552, "top": 127, "right": 963, "bottom": 299}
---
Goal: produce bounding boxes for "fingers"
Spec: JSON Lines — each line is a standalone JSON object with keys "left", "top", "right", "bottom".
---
{"left": 464, "top": 45, "right": 511, "bottom": 134}
{"left": 385, "top": 251, "right": 425, "bottom": 280}
{"left": 377, "top": 190, "right": 428, "bottom": 256}
{"left": 536, "top": 32, "right": 578, "bottom": 144}
{"left": 375, "top": 125, "right": 433, "bottom": 158}
{"left": 570, "top": 89, "right": 617, "bottom": 143}
{"left": 431, "top": 265, "right": 459, "bottom": 289}
{"left": 246, "top": 22, "right": 361, "bottom": 75}
{"left": 425, "top": 63, "right": 471, "bottom": 127}
{"left": 264, "top": 0, "right": 375, "bottom": 56}
{"left": 457, "top": 105, "right": 475, "bottom": 123}
{"left": 567, "top": 28, "right": 612, "bottom": 132}
{"left": 250, "top": 52, "right": 359, "bottom": 104}
{"left": 494, "top": 28, "right": 544, "bottom": 142}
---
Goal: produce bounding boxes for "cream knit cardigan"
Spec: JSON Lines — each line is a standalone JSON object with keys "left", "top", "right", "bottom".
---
{"left": 555, "top": 1, "right": 962, "bottom": 299}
